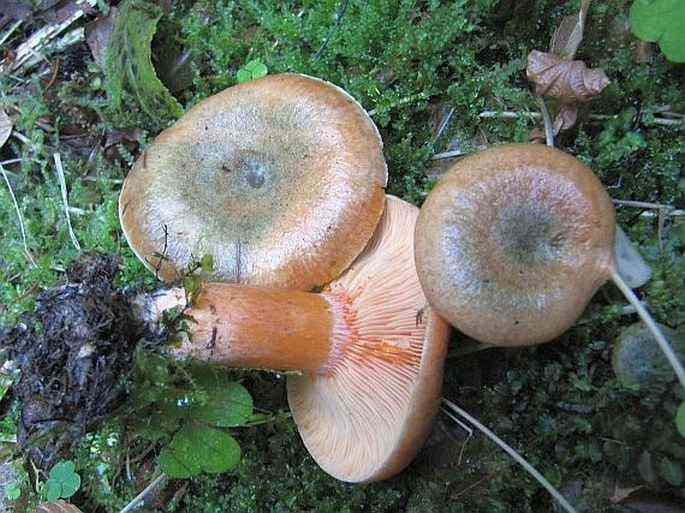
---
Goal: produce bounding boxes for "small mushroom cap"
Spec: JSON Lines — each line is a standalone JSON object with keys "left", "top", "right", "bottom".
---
{"left": 415, "top": 143, "right": 616, "bottom": 346}
{"left": 119, "top": 73, "right": 387, "bottom": 289}
{"left": 287, "top": 195, "right": 451, "bottom": 483}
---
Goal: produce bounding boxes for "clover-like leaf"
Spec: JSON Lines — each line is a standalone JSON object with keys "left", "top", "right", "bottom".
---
{"left": 236, "top": 59, "right": 268, "bottom": 83}
{"left": 44, "top": 461, "right": 81, "bottom": 501}
{"left": 160, "top": 424, "right": 241, "bottom": 478}
{"left": 631, "top": 0, "right": 685, "bottom": 63}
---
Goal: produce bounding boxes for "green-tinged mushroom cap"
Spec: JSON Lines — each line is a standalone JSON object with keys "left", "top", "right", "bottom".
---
{"left": 120, "top": 73, "right": 387, "bottom": 289}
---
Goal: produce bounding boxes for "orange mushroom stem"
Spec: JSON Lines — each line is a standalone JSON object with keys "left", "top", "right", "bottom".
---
{"left": 139, "top": 283, "right": 416, "bottom": 376}
{"left": 133, "top": 196, "right": 450, "bottom": 483}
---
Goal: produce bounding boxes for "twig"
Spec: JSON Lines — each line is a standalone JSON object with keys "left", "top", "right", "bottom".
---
{"left": 535, "top": 96, "right": 555, "bottom": 147}
{"left": 53, "top": 153, "right": 81, "bottom": 251}
{"left": 119, "top": 472, "right": 168, "bottom": 513}
{"left": 311, "top": 0, "right": 349, "bottom": 62}
{"left": 0, "top": 0, "right": 97, "bottom": 72}
{"left": 433, "top": 107, "right": 456, "bottom": 141}
{"left": 432, "top": 149, "right": 466, "bottom": 161}
{"left": 612, "top": 199, "right": 674, "bottom": 211}
{"left": 477, "top": 110, "right": 683, "bottom": 127}
{"left": 0, "top": 163, "right": 35, "bottom": 266}
{"left": 0, "top": 20, "right": 23, "bottom": 47}
{"left": 441, "top": 398, "right": 578, "bottom": 513}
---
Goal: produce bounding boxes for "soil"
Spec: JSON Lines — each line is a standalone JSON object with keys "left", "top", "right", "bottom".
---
{"left": 1, "top": 254, "right": 140, "bottom": 468}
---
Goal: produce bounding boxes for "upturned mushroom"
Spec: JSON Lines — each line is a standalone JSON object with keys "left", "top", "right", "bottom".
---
{"left": 119, "top": 73, "right": 387, "bottom": 290}
{"left": 414, "top": 143, "right": 685, "bottom": 388}
{"left": 134, "top": 195, "right": 451, "bottom": 482}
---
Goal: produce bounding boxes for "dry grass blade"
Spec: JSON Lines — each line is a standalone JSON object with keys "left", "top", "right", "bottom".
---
{"left": 441, "top": 398, "right": 578, "bottom": 513}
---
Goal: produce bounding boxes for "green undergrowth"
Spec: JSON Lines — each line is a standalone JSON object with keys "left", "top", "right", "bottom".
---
{"left": 1, "top": 0, "right": 684, "bottom": 511}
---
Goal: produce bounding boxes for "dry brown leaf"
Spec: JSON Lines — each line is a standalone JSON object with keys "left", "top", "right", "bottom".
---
{"left": 610, "top": 484, "right": 644, "bottom": 503}
{"left": 550, "top": 0, "right": 592, "bottom": 59}
{"left": 0, "top": 107, "right": 13, "bottom": 149}
{"left": 33, "top": 500, "right": 85, "bottom": 513}
{"left": 527, "top": 50, "right": 611, "bottom": 104}
{"left": 552, "top": 103, "right": 579, "bottom": 134}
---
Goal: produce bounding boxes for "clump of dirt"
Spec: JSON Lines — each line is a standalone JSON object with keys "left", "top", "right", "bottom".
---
{"left": 1, "top": 254, "right": 142, "bottom": 468}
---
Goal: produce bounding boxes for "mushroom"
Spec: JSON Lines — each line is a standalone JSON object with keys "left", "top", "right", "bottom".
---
{"left": 134, "top": 195, "right": 451, "bottom": 482}
{"left": 414, "top": 143, "right": 685, "bottom": 387}
{"left": 119, "top": 73, "right": 387, "bottom": 289}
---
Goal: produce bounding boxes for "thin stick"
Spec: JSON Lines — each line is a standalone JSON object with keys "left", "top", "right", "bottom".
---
{"left": 118, "top": 472, "right": 168, "bottom": 513}
{"left": 53, "top": 153, "right": 81, "bottom": 250}
{"left": 441, "top": 398, "right": 578, "bottom": 513}
{"left": 535, "top": 96, "right": 555, "bottom": 147}
{"left": 610, "top": 270, "right": 685, "bottom": 389}
{"left": 612, "top": 199, "right": 673, "bottom": 210}
{"left": 477, "top": 110, "right": 683, "bottom": 126}
{"left": 0, "top": 163, "right": 35, "bottom": 266}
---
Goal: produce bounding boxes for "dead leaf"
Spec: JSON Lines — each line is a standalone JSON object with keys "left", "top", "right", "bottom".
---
{"left": 552, "top": 103, "right": 578, "bottom": 134}
{"left": 611, "top": 484, "right": 643, "bottom": 503}
{"left": 527, "top": 50, "right": 611, "bottom": 104}
{"left": 0, "top": 108, "right": 13, "bottom": 149}
{"left": 85, "top": 8, "right": 117, "bottom": 66}
{"left": 34, "top": 500, "right": 85, "bottom": 513}
{"left": 550, "top": 0, "right": 592, "bottom": 59}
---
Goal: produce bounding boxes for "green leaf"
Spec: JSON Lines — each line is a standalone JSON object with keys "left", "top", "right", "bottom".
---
{"left": 160, "top": 426, "right": 203, "bottom": 478}
{"left": 630, "top": 0, "right": 685, "bottom": 62}
{"left": 658, "top": 456, "right": 683, "bottom": 486}
{"left": 4, "top": 481, "right": 21, "bottom": 501}
{"left": 199, "top": 254, "right": 214, "bottom": 272}
{"left": 236, "top": 59, "right": 268, "bottom": 83}
{"left": 49, "top": 461, "right": 76, "bottom": 482}
{"left": 45, "top": 461, "right": 81, "bottom": 500}
{"left": 60, "top": 474, "right": 81, "bottom": 499}
{"left": 43, "top": 479, "right": 62, "bottom": 502}
{"left": 103, "top": 0, "right": 184, "bottom": 123}
{"left": 160, "top": 424, "right": 241, "bottom": 478}
{"left": 191, "top": 380, "right": 254, "bottom": 428}
{"left": 676, "top": 401, "right": 685, "bottom": 437}
{"left": 198, "top": 427, "right": 241, "bottom": 473}
{"left": 638, "top": 450, "right": 657, "bottom": 483}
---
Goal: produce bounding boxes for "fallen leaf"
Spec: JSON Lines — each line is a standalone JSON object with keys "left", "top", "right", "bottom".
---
{"left": 34, "top": 500, "right": 84, "bottom": 513}
{"left": 610, "top": 484, "right": 643, "bottom": 503}
{"left": 550, "top": 0, "right": 592, "bottom": 59}
{"left": 0, "top": 108, "right": 13, "bottom": 149}
{"left": 527, "top": 50, "right": 611, "bottom": 104}
{"left": 551, "top": 103, "right": 579, "bottom": 134}
{"left": 85, "top": 8, "right": 117, "bottom": 66}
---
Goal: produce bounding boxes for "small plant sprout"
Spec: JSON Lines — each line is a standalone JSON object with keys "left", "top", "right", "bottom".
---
{"left": 236, "top": 59, "right": 268, "bottom": 83}
{"left": 40, "top": 460, "right": 81, "bottom": 502}
{"left": 415, "top": 143, "right": 685, "bottom": 389}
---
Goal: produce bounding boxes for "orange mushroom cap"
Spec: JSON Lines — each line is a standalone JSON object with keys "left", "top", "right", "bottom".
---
{"left": 142, "top": 196, "right": 450, "bottom": 482}
{"left": 119, "top": 73, "right": 387, "bottom": 289}
{"left": 288, "top": 195, "right": 450, "bottom": 482}
{"left": 415, "top": 143, "right": 616, "bottom": 346}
